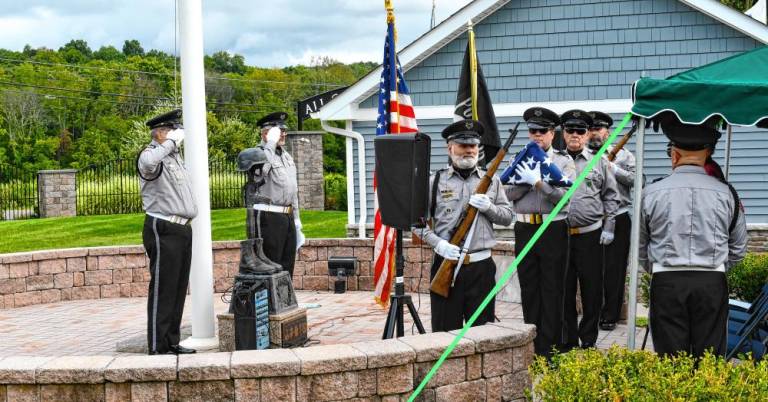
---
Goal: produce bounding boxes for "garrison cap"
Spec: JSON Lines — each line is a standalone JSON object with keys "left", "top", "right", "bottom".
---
{"left": 257, "top": 111, "right": 289, "bottom": 129}
{"left": 560, "top": 109, "right": 593, "bottom": 129}
{"left": 523, "top": 107, "right": 560, "bottom": 129}
{"left": 658, "top": 112, "right": 722, "bottom": 151}
{"left": 588, "top": 111, "right": 613, "bottom": 129}
{"left": 146, "top": 109, "right": 182, "bottom": 129}
{"left": 441, "top": 120, "right": 484, "bottom": 145}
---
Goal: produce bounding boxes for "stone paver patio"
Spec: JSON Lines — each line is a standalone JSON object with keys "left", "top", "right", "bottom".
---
{"left": 0, "top": 290, "right": 651, "bottom": 356}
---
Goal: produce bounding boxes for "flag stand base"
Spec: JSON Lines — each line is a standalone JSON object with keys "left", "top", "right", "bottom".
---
{"left": 382, "top": 229, "right": 426, "bottom": 339}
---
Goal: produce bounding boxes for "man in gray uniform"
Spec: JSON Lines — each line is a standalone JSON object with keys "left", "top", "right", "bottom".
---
{"left": 561, "top": 109, "right": 620, "bottom": 350}
{"left": 138, "top": 109, "right": 197, "bottom": 355}
{"left": 640, "top": 113, "right": 747, "bottom": 357}
{"left": 414, "top": 119, "right": 513, "bottom": 332}
{"left": 588, "top": 111, "right": 636, "bottom": 331}
{"left": 506, "top": 107, "right": 575, "bottom": 357}
{"left": 251, "top": 112, "right": 304, "bottom": 277}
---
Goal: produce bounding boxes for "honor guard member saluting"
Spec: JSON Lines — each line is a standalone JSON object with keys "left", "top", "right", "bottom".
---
{"left": 414, "top": 120, "right": 513, "bottom": 332}
{"left": 138, "top": 109, "right": 197, "bottom": 355}
{"left": 506, "top": 107, "right": 576, "bottom": 357}
{"left": 588, "top": 111, "right": 636, "bottom": 331}
{"left": 252, "top": 112, "right": 304, "bottom": 277}
{"left": 640, "top": 113, "right": 747, "bottom": 358}
{"left": 561, "top": 109, "right": 620, "bottom": 350}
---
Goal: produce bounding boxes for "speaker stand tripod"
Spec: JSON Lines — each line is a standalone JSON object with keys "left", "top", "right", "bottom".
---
{"left": 383, "top": 229, "right": 426, "bottom": 339}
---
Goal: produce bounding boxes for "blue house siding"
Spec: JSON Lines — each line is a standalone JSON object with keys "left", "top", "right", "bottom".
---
{"left": 361, "top": 0, "right": 760, "bottom": 108}
{"left": 349, "top": 0, "right": 767, "bottom": 224}
{"left": 353, "top": 117, "right": 768, "bottom": 224}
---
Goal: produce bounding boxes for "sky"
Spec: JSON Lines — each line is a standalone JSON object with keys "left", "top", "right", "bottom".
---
{"left": 0, "top": 0, "right": 473, "bottom": 67}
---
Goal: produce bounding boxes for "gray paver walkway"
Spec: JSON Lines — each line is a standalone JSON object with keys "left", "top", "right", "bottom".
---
{"left": 0, "top": 291, "right": 651, "bottom": 356}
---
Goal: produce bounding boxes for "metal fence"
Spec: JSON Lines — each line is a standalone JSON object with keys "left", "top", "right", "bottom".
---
{"left": 76, "top": 157, "right": 246, "bottom": 216}
{"left": 0, "top": 166, "right": 39, "bottom": 221}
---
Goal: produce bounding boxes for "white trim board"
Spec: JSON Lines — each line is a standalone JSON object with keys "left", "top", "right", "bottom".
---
{"left": 316, "top": 0, "right": 768, "bottom": 123}
{"left": 349, "top": 99, "right": 633, "bottom": 122}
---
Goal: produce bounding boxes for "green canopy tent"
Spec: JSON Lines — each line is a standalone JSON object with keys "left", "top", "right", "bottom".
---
{"left": 624, "top": 46, "right": 768, "bottom": 349}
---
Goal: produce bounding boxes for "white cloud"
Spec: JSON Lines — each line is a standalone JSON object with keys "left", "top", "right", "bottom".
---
{"left": 0, "top": 0, "right": 472, "bottom": 66}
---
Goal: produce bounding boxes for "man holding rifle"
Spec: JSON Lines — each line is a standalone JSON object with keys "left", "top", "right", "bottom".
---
{"left": 414, "top": 119, "right": 513, "bottom": 332}
{"left": 588, "top": 111, "right": 636, "bottom": 331}
{"left": 506, "top": 107, "right": 575, "bottom": 358}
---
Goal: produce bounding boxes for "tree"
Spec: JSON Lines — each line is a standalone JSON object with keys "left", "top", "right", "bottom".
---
{"left": 93, "top": 45, "right": 124, "bottom": 61}
{"left": 205, "top": 51, "right": 247, "bottom": 74}
{"left": 122, "top": 39, "right": 144, "bottom": 57}
{"left": 720, "top": 0, "right": 757, "bottom": 11}
{"left": 59, "top": 39, "right": 92, "bottom": 63}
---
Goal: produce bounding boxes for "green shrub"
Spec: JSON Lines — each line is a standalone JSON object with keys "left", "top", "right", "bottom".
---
{"left": 530, "top": 346, "right": 768, "bottom": 401}
{"left": 728, "top": 253, "right": 768, "bottom": 302}
{"left": 324, "top": 173, "right": 347, "bottom": 211}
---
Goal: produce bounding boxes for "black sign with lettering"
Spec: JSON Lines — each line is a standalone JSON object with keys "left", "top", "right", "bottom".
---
{"left": 297, "top": 87, "right": 348, "bottom": 129}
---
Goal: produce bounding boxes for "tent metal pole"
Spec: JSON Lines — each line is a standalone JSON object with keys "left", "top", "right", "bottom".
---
{"left": 724, "top": 125, "right": 733, "bottom": 180}
{"left": 627, "top": 118, "right": 645, "bottom": 350}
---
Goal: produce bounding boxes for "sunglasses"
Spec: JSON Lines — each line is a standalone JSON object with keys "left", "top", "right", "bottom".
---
{"left": 564, "top": 128, "right": 587, "bottom": 135}
{"left": 528, "top": 128, "right": 550, "bottom": 135}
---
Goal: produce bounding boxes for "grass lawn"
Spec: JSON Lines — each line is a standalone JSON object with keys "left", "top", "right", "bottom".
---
{"left": 0, "top": 209, "right": 348, "bottom": 254}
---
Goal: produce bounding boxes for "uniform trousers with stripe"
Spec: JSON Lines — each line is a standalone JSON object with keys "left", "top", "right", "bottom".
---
{"left": 142, "top": 216, "right": 193, "bottom": 354}
{"left": 256, "top": 210, "right": 297, "bottom": 277}
{"left": 600, "top": 212, "right": 631, "bottom": 324}
{"left": 650, "top": 271, "right": 728, "bottom": 358}
{"left": 515, "top": 220, "right": 569, "bottom": 357}
{"left": 429, "top": 255, "right": 496, "bottom": 332}
{"left": 564, "top": 228, "right": 603, "bottom": 347}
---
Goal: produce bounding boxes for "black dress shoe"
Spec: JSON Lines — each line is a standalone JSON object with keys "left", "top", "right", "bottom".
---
{"left": 148, "top": 350, "right": 173, "bottom": 355}
{"left": 170, "top": 345, "right": 197, "bottom": 354}
{"left": 600, "top": 321, "right": 617, "bottom": 331}
{"left": 580, "top": 342, "right": 596, "bottom": 349}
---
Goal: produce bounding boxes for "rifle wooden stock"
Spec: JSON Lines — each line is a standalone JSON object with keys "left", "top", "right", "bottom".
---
{"left": 430, "top": 123, "right": 519, "bottom": 298}
{"left": 607, "top": 124, "right": 637, "bottom": 162}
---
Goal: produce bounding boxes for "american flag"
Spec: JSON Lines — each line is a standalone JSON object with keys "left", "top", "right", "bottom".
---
{"left": 373, "top": 20, "right": 418, "bottom": 307}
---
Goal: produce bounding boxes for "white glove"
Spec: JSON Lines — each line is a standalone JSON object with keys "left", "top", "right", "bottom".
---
{"left": 435, "top": 240, "right": 461, "bottom": 261}
{"left": 266, "top": 126, "right": 281, "bottom": 145}
{"left": 166, "top": 128, "right": 185, "bottom": 147}
{"left": 294, "top": 218, "right": 303, "bottom": 231}
{"left": 469, "top": 193, "right": 492, "bottom": 212}
{"left": 514, "top": 161, "right": 541, "bottom": 186}
{"left": 296, "top": 228, "right": 306, "bottom": 251}
{"left": 599, "top": 230, "right": 615, "bottom": 245}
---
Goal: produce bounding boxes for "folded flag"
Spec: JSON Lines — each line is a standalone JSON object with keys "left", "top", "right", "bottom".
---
{"left": 500, "top": 141, "right": 571, "bottom": 187}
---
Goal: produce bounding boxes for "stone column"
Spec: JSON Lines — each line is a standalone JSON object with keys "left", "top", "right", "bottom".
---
{"left": 286, "top": 131, "right": 325, "bottom": 211}
{"left": 37, "top": 169, "right": 77, "bottom": 218}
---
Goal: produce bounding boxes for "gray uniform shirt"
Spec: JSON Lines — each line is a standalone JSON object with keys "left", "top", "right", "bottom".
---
{"left": 253, "top": 142, "right": 300, "bottom": 220}
{"left": 639, "top": 165, "right": 748, "bottom": 272}
{"left": 413, "top": 165, "right": 513, "bottom": 252}
{"left": 608, "top": 147, "right": 636, "bottom": 211}
{"left": 138, "top": 140, "right": 198, "bottom": 219}
{"left": 506, "top": 147, "right": 576, "bottom": 214}
{"left": 567, "top": 148, "right": 620, "bottom": 233}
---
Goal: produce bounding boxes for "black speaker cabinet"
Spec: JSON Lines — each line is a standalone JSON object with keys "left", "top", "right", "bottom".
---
{"left": 373, "top": 133, "right": 431, "bottom": 230}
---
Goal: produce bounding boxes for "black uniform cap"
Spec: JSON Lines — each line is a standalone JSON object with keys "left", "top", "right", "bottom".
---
{"left": 523, "top": 107, "right": 560, "bottom": 129}
{"left": 588, "top": 111, "right": 613, "bottom": 129}
{"left": 441, "top": 120, "right": 484, "bottom": 145}
{"left": 146, "top": 109, "right": 182, "bottom": 129}
{"left": 257, "top": 111, "right": 289, "bottom": 129}
{"left": 658, "top": 112, "right": 721, "bottom": 151}
{"left": 560, "top": 109, "right": 593, "bottom": 129}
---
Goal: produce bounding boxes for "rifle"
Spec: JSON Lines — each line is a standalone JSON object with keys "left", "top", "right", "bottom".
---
{"left": 430, "top": 122, "right": 520, "bottom": 298}
{"left": 607, "top": 123, "right": 638, "bottom": 162}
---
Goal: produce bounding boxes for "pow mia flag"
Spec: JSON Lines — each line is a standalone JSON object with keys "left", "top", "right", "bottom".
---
{"left": 453, "top": 41, "right": 500, "bottom": 168}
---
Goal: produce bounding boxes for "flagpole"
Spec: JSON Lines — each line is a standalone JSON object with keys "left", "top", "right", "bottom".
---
{"left": 468, "top": 19, "right": 478, "bottom": 121}
{"left": 386, "top": 0, "right": 401, "bottom": 134}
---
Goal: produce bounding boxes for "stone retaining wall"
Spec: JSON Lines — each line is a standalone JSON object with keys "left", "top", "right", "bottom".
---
{"left": 0, "top": 240, "right": 515, "bottom": 310}
{"left": 0, "top": 322, "right": 536, "bottom": 402}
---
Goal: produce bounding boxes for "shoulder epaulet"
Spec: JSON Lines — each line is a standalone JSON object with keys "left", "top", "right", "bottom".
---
{"left": 147, "top": 144, "right": 157, "bottom": 149}
{"left": 651, "top": 175, "right": 669, "bottom": 184}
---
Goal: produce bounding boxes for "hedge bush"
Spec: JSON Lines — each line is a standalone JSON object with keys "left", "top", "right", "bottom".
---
{"left": 530, "top": 346, "right": 768, "bottom": 401}
{"left": 727, "top": 253, "right": 768, "bottom": 302}
{"left": 324, "top": 173, "right": 347, "bottom": 211}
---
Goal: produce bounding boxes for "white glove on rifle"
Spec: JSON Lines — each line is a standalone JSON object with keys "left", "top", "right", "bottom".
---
{"left": 599, "top": 230, "right": 614, "bottom": 246}
{"left": 514, "top": 161, "right": 541, "bottom": 186}
{"left": 295, "top": 218, "right": 305, "bottom": 251}
{"left": 266, "top": 126, "right": 281, "bottom": 145}
{"left": 435, "top": 240, "right": 461, "bottom": 261}
{"left": 469, "top": 193, "right": 492, "bottom": 212}
{"left": 166, "top": 128, "right": 185, "bottom": 147}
